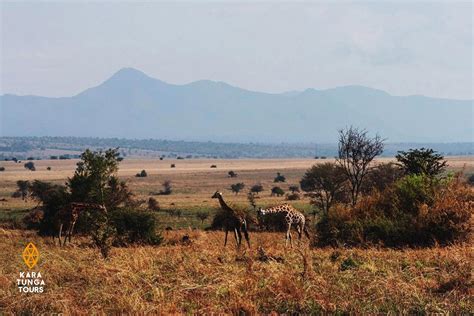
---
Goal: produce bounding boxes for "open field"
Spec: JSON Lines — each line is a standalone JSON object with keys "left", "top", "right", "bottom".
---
{"left": 1, "top": 157, "right": 473, "bottom": 228}
{"left": 0, "top": 157, "right": 473, "bottom": 313}
{"left": 1, "top": 229, "right": 473, "bottom": 314}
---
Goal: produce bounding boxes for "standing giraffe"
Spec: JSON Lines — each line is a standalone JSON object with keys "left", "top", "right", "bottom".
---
{"left": 257, "top": 204, "right": 310, "bottom": 246}
{"left": 54, "top": 202, "right": 107, "bottom": 246}
{"left": 212, "top": 191, "right": 250, "bottom": 248}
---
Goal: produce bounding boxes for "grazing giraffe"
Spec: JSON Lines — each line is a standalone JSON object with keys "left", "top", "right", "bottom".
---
{"left": 54, "top": 202, "right": 107, "bottom": 246}
{"left": 257, "top": 204, "right": 310, "bottom": 246}
{"left": 212, "top": 191, "right": 250, "bottom": 248}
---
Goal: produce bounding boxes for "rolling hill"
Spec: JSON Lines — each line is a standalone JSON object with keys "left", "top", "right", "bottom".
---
{"left": 1, "top": 68, "right": 472, "bottom": 142}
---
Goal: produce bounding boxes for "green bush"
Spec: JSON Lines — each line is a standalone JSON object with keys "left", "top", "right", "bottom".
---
{"left": 314, "top": 174, "right": 473, "bottom": 247}
{"left": 110, "top": 208, "right": 163, "bottom": 246}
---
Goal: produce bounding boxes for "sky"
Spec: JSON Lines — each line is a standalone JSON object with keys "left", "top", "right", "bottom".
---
{"left": 1, "top": 1, "right": 472, "bottom": 99}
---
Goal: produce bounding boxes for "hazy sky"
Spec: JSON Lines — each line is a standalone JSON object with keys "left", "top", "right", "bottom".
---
{"left": 1, "top": 1, "right": 472, "bottom": 99}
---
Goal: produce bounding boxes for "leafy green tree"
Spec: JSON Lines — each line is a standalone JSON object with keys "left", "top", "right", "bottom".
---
{"left": 271, "top": 186, "right": 285, "bottom": 197}
{"left": 251, "top": 183, "right": 264, "bottom": 195}
{"left": 396, "top": 148, "right": 447, "bottom": 177}
{"left": 230, "top": 182, "right": 245, "bottom": 195}
{"left": 24, "top": 161, "right": 35, "bottom": 171}
{"left": 15, "top": 180, "right": 30, "bottom": 200}
{"left": 274, "top": 172, "right": 286, "bottom": 183}
{"left": 300, "top": 162, "right": 347, "bottom": 214}
{"left": 68, "top": 148, "right": 120, "bottom": 206}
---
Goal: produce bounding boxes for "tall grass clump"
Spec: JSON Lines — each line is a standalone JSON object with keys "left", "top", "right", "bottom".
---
{"left": 315, "top": 173, "right": 473, "bottom": 247}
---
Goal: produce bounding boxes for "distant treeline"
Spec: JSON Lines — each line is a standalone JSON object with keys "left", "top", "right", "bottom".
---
{"left": 0, "top": 136, "right": 472, "bottom": 159}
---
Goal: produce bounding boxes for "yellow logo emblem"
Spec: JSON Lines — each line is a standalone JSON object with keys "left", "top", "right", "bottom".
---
{"left": 22, "top": 243, "right": 39, "bottom": 269}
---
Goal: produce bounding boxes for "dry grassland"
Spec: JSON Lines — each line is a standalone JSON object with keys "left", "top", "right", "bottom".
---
{"left": 0, "top": 229, "right": 472, "bottom": 314}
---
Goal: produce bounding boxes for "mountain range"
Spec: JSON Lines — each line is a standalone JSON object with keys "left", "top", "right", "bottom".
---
{"left": 1, "top": 68, "right": 472, "bottom": 142}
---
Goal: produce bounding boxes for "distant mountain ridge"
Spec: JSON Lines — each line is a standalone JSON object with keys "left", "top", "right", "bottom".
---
{"left": 1, "top": 67, "right": 473, "bottom": 142}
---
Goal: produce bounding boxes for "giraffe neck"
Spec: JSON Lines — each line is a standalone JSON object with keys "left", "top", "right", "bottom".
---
{"left": 217, "top": 195, "right": 233, "bottom": 212}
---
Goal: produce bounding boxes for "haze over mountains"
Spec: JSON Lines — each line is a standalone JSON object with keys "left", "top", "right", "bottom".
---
{"left": 1, "top": 68, "right": 472, "bottom": 143}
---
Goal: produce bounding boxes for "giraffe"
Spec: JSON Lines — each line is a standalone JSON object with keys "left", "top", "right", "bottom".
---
{"left": 54, "top": 202, "right": 107, "bottom": 246}
{"left": 211, "top": 191, "right": 250, "bottom": 248}
{"left": 257, "top": 204, "right": 310, "bottom": 246}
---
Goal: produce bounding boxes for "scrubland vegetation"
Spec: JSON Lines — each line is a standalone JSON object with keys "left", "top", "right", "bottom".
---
{"left": 0, "top": 128, "right": 473, "bottom": 313}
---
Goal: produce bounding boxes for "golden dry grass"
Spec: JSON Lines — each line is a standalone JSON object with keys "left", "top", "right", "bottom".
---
{"left": 1, "top": 157, "right": 473, "bottom": 313}
{"left": 0, "top": 229, "right": 472, "bottom": 314}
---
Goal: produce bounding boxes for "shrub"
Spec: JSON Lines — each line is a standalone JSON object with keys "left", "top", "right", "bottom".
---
{"left": 147, "top": 197, "right": 160, "bottom": 211}
{"left": 170, "top": 164, "right": 176, "bottom": 168}
{"left": 271, "top": 186, "right": 285, "bottom": 197}
{"left": 250, "top": 184, "right": 264, "bottom": 195}
{"left": 196, "top": 211, "right": 209, "bottom": 224}
{"left": 136, "top": 170, "right": 147, "bottom": 177}
{"left": 24, "top": 161, "right": 35, "bottom": 171}
{"left": 23, "top": 207, "right": 44, "bottom": 230}
{"left": 228, "top": 171, "right": 237, "bottom": 178}
{"left": 47, "top": 166, "right": 51, "bottom": 171}
{"left": 110, "top": 208, "right": 163, "bottom": 246}
{"left": 161, "top": 180, "right": 172, "bottom": 195}
{"left": 210, "top": 165, "right": 217, "bottom": 168}
{"left": 274, "top": 172, "right": 286, "bottom": 183}
{"left": 231, "top": 183, "right": 245, "bottom": 195}
{"left": 289, "top": 185, "right": 300, "bottom": 193}
{"left": 0, "top": 167, "right": 5, "bottom": 171}
{"left": 314, "top": 174, "right": 472, "bottom": 247}
{"left": 286, "top": 193, "right": 300, "bottom": 200}
{"left": 467, "top": 174, "right": 474, "bottom": 186}
{"left": 361, "top": 163, "right": 403, "bottom": 194}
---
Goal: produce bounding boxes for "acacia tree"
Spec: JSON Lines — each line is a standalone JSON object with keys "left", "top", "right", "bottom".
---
{"left": 336, "top": 127, "right": 384, "bottom": 205}
{"left": 300, "top": 163, "right": 347, "bottom": 214}
{"left": 15, "top": 180, "right": 30, "bottom": 201}
{"left": 396, "top": 148, "right": 447, "bottom": 177}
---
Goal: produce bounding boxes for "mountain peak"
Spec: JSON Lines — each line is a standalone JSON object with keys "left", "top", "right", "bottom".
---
{"left": 108, "top": 67, "right": 151, "bottom": 81}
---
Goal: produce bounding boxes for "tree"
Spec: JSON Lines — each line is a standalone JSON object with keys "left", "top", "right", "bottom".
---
{"left": 271, "top": 186, "right": 285, "bottom": 197}
{"left": 336, "top": 127, "right": 384, "bottom": 205}
{"left": 24, "top": 161, "right": 35, "bottom": 171}
{"left": 161, "top": 180, "right": 172, "bottom": 195}
{"left": 228, "top": 171, "right": 238, "bottom": 178}
{"left": 230, "top": 182, "right": 245, "bottom": 195}
{"left": 136, "top": 170, "right": 147, "bottom": 177}
{"left": 274, "top": 172, "right": 286, "bottom": 183}
{"left": 196, "top": 211, "right": 209, "bottom": 224}
{"left": 147, "top": 197, "right": 160, "bottom": 211}
{"left": 251, "top": 184, "right": 264, "bottom": 195}
{"left": 68, "top": 148, "right": 121, "bottom": 206}
{"left": 15, "top": 180, "right": 30, "bottom": 200}
{"left": 361, "top": 162, "right": 403, "bottom": 194}
{"left": 300, "top": 162, "right": 347, "bottom": 214}
{"left": 67, "top": 148, "right": 122, "bottom": 258}
{"left": 289, "top": 185, "right": 300, "bottom": 193}
{"left": 396, "top": 148, "right": 447, "bottom": 177}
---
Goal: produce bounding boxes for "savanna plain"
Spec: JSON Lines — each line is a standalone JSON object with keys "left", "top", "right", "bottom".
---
{"left": 0, "top": 157, "right": 473, "bottom": 314}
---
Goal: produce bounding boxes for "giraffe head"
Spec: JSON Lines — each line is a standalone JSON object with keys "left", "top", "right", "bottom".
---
{"left": 211, "top": 191, "right": 222, "bottom": 199}
{"left": 257, "top": 207, "right": 266, "bottom": 216}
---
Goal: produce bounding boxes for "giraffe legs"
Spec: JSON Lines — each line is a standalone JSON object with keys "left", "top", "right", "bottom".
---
{"left": 234, "top": 228, "right": 241, "bottom": 248}
{"left": 285, "top": 223, "right": 293, "bottom": 247}
{"left": 242, "top": 223, "right": 251, "bottom": 248}
{"left": 224, "top": 230, "right": 229, "bottom": 247}
{"left": 58, "top": 223, "right": 64, "bottom": 247}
